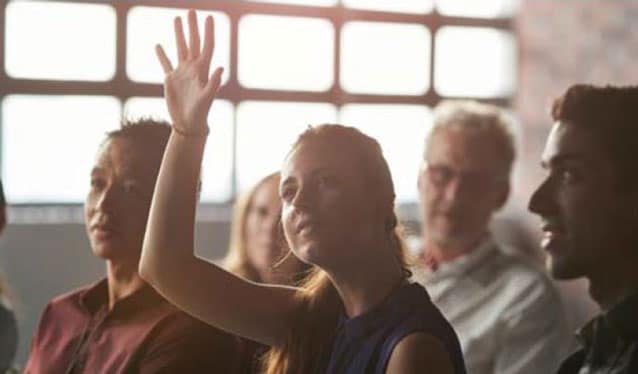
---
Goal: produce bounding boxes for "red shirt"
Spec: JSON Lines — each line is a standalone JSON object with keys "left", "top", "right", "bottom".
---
{"left": 24, "top": 279, "right": 242, "bottom": 374}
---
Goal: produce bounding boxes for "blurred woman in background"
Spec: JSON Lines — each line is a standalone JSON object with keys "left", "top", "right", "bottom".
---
{"left": 224, "top": 172, "right": 309, "bottom": 286}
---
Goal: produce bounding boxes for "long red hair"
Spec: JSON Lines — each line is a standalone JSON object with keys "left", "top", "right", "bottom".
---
{"left": 262, "top": 124, "right": 411, "bottom": 373}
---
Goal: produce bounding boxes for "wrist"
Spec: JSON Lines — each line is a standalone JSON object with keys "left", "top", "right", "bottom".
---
{"left": 172, "top": 123, "right": 210, "bottom": 138}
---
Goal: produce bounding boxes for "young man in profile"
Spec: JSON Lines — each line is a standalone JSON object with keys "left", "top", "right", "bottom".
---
{"left": 529, "top": 84, "right": 638, "bottom": 373}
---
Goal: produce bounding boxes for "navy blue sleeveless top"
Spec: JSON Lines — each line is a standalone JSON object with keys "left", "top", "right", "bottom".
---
{"left": 321, "top": 283, "right": 466, "bottom": 374}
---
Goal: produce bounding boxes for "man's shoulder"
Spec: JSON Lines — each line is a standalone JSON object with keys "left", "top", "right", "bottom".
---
{"left": 460, "top": 243, "right": 560, "bottom": 308}
{"left": 486, "top": 245, "right": 565, "bottom": 317}
{"left": 486, "top": 245, "right": 552, "bottom": 288}
{"left": 30, "top": 284, "right": 95, "bottom": 352}
{"left": 43, "top": 283, "right": 96, "bottom": 315}
{"left": 51, "top": 284, "right": 91, "bottom": 302}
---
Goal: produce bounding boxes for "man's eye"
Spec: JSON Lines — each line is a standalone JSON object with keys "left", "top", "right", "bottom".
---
{"left": 428, "top": 166, "right": 453, "bottom": 185}
{"left": 317, "top": 175, "right": 336, "bottom": 187}
{"left": 256, "top": 206, "right": 269, "bottom": 217}
{"left": 122, "top": 181, "right": 141, "bottom": 194}
{"left": 280, "top": 187, "right": 295, "bottom": 201}
{"left": 560, "top": 170, "right": 575, "bottom": 183}
{"left": 552, "top": 168, "right": 581, "bottom": 185}
{"left": 90, "top": 178, "right": 105, "bottom": 190}
{"left": 555, "top": 168, "right": 580, "bottom": 185}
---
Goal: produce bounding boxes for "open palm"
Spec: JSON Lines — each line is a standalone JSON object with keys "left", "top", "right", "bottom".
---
{"left": 156, "top": 10, "right": 223, "bottom": 133}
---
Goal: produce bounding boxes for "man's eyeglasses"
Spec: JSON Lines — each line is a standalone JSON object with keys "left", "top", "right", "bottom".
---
{"left": 423, "top": 162, "right": 505, "bottom": 190}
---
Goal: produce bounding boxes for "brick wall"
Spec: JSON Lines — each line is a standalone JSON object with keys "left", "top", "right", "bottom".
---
{"left": 514, "top": 0, "right": 638, "bottom": 223}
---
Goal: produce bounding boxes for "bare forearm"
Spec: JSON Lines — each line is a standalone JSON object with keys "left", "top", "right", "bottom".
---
{"left": 140, "top": 131, "right": 205, "bottom": 282}
{"left": 157, "top": 255, "right": 298, "bottom": 346}
{"left": 140, "top": 131, "right": 298, "bottom": 346}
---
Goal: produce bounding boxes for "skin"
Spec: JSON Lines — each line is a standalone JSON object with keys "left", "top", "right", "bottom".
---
{"left": 418, "top": 126, "right": 509, "bottom": 263}
{"left": 529, "top": 121, "right": 638, "bottom": 310}
{"left": 280, "top": 141, "right": 379, "bottom": 271}
{"left": 86, "top": 137, "right": 160, "bottom": 309}
{"left": 244, "top": 176, "right": 303, "bottom": 285}
{"left": 244, "top": 177, "right": 282, "bottom": 282}
{"left": 280, "top": 140, "right": 404, "bottom": 318}
{"left": 139, "top": 10, "right": 451, "bottom": 372}
{"left": 386, "top": 333, "right": 454, "bottom": 374}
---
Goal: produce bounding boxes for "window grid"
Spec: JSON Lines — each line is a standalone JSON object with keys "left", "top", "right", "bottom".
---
{"left": 0, "top": 0, "right": 513, "bottom": 205}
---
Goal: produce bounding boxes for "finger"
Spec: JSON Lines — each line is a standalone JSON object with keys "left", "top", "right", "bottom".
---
{"left": 188, "top": 9, "right": 200, "bottom": 60}
{"left": 155, "top": 44, "right": 174, "bottom": 74}
{"left": 201, "top": 15, "right": 215, "bottom": 72}
{"left": 204, "top": 67, "right": 224, "bottom": 102}
{"left": 174, "top": 17, "right": 188, "bottom": 61}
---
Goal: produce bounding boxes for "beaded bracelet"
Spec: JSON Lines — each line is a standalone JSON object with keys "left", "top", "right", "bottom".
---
{"left": 172, "top": 125, "right": 210, "bottom": 138}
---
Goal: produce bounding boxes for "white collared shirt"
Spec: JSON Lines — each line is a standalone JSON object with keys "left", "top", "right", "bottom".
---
{"left": 412, "top": 236, "right": 571, "bottom": 374}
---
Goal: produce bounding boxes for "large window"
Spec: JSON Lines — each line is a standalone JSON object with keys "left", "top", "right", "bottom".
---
{"left": 1, "top": 0, "right": 515, "bottom": 206}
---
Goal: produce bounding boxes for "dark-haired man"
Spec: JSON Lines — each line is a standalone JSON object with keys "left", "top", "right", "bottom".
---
{"left": 25, "top": 119, "right": 242, "bottom": 373}
{"left": 529, "top": 84, "right": 638, "bottom": 373}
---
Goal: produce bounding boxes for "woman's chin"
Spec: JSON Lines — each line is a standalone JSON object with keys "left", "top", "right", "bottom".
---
{"left": 291, "top": 242, "right": 322, "bottom": 267}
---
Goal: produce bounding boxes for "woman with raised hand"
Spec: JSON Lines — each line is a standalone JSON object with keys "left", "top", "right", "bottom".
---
{"left": 140, "top": 9, "right": 466, "bottom": 374}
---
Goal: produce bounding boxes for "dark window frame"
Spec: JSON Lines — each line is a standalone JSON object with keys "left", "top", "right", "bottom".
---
{"left": 0, "top": 0, "right": 513, "bottom": 209}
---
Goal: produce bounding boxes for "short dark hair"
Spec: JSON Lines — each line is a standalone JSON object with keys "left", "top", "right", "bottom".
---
{"left": 102, "top": 117, "right": 171, "bottom": 174}
{"left": 105, "top": 117, "right": 205, "bottom": 196}
{"left": 106, "top": 117, "right": 171, "bottom": 154}
{"left": 551, "top": 84, "right": 638, "bottom": 186}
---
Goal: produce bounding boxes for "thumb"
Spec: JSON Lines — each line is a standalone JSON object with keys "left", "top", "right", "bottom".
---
{"left": 205, "top": 67, "right": 224, "bottom": 102}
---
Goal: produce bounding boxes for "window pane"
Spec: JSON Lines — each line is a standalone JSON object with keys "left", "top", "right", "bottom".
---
{"left": 436, "top": 0, "right": 517, "bottom": 18}
{"left": 236, "top": 101, "right": 337, "bottom": 191}
{"left": 434, "top": 27, "right": 516, "bottom": 98}
{"left": 5, "top": 1, "right": 116, "bottom": 81}
{"left": 340, "top": 104, "right": 431, "bottom": 202}
{"left": 245, "top": 0, "right": 337, "bottom": 5}
{"left": 127, "top": 7, "right": 231, "bottom": 85}
{"left": 239, "top": 15, "right": 334, "bottom": 91}
{"left": 343, "top": 0, "right": 433, "bottom": 14}
{"left": 123, "top": 97, "right": 171, "bottom": 123}
{"left": 124, "top": 97, "right": 234, "bottom": 202}
{"left": 2, "top": 95, "right": 121, "bottom": 203}
{"left": 341, "top": 22, "right": 430, "bottom": 95}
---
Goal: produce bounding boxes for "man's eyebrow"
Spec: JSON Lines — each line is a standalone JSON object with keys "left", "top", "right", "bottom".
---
{"left": 280, "top": 168, "right": 327, "bottom": 183}
{"left": 541, "top": 153, "right": 587, "bottom": 168}
{"left": 280, "top": 176, "right": 294, "bottom": 187}
{"left": 90, "top": 167, "right": 104, "bottom": 176}
{"left": 121, "top": 172, "right": 156, "bottom": 184}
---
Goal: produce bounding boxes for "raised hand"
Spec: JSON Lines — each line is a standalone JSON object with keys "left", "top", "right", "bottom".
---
{"left": 155, "top": 9, "right": 223, "bottom": 135}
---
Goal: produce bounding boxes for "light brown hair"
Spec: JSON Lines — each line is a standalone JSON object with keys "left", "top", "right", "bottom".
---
{"left": 224, "top": 172, "right": 282, "bottom": 282}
